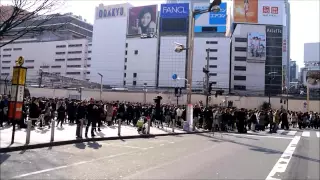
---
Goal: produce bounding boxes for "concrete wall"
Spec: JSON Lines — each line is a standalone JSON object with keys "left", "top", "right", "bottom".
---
{"left": 0, "top": 85, "right": 317, "bottom": 112}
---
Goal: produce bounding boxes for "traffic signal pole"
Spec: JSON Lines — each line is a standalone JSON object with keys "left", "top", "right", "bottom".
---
{"left": 205, "top": 49, "right": 210, "bottom": 107}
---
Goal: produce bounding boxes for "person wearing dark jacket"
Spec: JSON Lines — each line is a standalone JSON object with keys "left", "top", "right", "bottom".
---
{"left": 85, "top": 100, "right": 99, "bottom": 137}
{"left": 76, "top": 102, "right": 86, "bottom": 138}
{"left": 56, "top": 102, "right": 66, "bottom": 128}
{"left": 29, "top": 99, "right": 40, "bottom": 127}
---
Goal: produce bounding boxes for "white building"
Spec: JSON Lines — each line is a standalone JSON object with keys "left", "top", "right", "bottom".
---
{"left": 90, "top": 3, "right": 132, "bottom": 86}
{"left": 0, "top": 38, "right": 91, "bottom": 84}
{"left": 230, "top": 24, "right": 267, "bottom": 95}
{"left": 304, "top": 42, "right": 320, "bottom": 69}
{"left": 124, "top": 38, "right": 158, "bottom": 87}
{"left": 192, "top": 36, "right": 230, "bottom": 90}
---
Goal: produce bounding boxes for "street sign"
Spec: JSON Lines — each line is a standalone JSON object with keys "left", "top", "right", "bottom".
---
{"left": 15, "top": 56, "right": 24, "bottom": 66}
{"left": 172, "top": 74, "right": 177, "bottom": 80}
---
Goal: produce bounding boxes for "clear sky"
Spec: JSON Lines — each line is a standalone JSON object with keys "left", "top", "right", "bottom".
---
{"left": 2, "top": 0, "right": 320, "bottom": 69}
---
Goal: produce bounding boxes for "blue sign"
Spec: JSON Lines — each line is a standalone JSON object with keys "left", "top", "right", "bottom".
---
{"left": 209, "top": 2, "right": 227, "bottom": 25}
{"left": 160, "top": 3, "right": 189, "bottom": 18}
{"left": 172, "top": 74, "right": 178, "bottom": 80}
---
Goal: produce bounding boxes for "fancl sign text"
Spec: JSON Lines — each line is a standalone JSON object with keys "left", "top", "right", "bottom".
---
{"left": 160, "top": 3, "right": 189, "bottom": 18}
{"left": 96, "top": 4, "right": 126, "bottom": 19}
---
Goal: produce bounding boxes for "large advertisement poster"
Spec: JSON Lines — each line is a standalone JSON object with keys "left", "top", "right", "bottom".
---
{"left": 247, "top": 32, "right": 266, "bottom": 62}
{"left": 127, "top": 5, "right": 157, "bottom": 35}
{"left": 160, "top": 3, "right": 189, "bottom": 18}
{"left": 234, "top": 0, "right": 258, "bottom": 23}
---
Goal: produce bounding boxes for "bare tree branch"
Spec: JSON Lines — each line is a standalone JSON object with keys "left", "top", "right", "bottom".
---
{"left": 0, "top": 0, "right": 67, "bottom": 47}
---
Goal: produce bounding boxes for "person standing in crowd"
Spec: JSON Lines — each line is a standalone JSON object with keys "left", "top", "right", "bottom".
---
{"left": 56, "top": 101, "right": 66, "bottom": 128}
{"left": 76, "top": 101, "right": 86, "bottom": 138}
{"left": 29, "top": 98, "right": 40, "bottom": 127}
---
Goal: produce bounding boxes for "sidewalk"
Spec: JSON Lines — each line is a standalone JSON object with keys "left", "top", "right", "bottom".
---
{"left": 0, "top": 123, "right": 187, "bottom": 149}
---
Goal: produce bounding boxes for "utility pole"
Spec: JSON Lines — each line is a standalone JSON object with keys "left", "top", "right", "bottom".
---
{"left": 204, "top": 48, "right": 210, "bottom": 107}
{"left": 38, "top": 69, "right": 43, "bottom": 88}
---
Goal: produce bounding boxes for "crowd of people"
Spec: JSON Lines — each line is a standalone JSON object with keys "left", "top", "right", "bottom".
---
{"left": 1, "top": 95, "right": 320, "bottom": 138}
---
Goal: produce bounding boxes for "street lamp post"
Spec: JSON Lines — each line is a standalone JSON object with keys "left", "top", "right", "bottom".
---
{"left": 268, "top": 72, "right": 277, "bottom": 108}
{"left": 98, "top": 73, "right": 103, "bottom": 101}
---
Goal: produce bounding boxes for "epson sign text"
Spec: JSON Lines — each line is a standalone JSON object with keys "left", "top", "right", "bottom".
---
{"left": 160, "top": 3, "right": 189, "bottom": 18}
{"left": 209, "top": 2, "right": 227, "bottom": 25}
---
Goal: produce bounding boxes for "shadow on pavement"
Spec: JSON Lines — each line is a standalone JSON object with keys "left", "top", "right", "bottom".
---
{"left": 0, "top": 153, "right": 11, "bottom": 164}
{"left": 73, "top": 141, "right": 102, "bottom": 150}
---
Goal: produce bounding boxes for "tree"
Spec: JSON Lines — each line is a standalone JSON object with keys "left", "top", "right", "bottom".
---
{"left": 0, "top": 0, "right": 65, "bottom": 47}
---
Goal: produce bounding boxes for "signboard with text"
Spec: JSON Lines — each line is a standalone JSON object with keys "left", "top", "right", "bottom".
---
{"left": 96, "top": 3, "right": 128, "bottom": 20}
{"left": 160, "top": 3, "right": 189, "bottom": 18}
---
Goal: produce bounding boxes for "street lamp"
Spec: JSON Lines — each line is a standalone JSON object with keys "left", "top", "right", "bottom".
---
{"left": 174, "top": 0, "right": 221, "bottom": 130}
{"left": 98, "top": 73, "right": 103, "bottom": 101}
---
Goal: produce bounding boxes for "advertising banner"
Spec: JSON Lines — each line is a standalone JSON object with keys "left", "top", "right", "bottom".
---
{"left": 127, "top": 5, "right": 157, "bottom": 35}
{"left": 193, "top": 3, "right": 226, "bottom": 33}
{"left": 96, "top": 3, "right": 127, "bottom": 20}
{"left": 160, "top": 3, "right": 189, "bottom": 18}
{"left": 258, "top": 1, "right": 284, "bottom": 25}
{"left": 247, "top": 32, "right": 266, "bottom": 62}
{"left": 234, "top": 0, "right": 258, "bottom": 23}
{"left": 209, "top": 2, "right": 227, "bottom": 25}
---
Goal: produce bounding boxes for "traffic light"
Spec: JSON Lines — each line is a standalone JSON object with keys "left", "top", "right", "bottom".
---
{"left": 174, "top": 87, "right": 179, "bottom": 96}
{"left": 208, "top": 82, "right": 213, "bottom": 94}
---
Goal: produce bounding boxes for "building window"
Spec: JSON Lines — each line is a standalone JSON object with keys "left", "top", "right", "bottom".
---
{"left": 134, "top": 50, "right": 138, "bottom": 55}
{"left": 55, "top": 59, "right": 65, "bottom": 61}
{"left": 209, "top": 73, "right": 217, "bottom": 76}
{"left": 1, "top": 67, "right": 10, "bottom": 69}
{"left": 234, "top": 66, "right": 247, "bottom": 71}
{"left": 235, "top": 47, "right": 247, "bottom": 52}
{"left": 209, "top": 65, "right": 217, "bottom": 68}
{"left": 234, "top": 56, "right": 246, "bottom": 61}
{"left": 1, "top": 73, "right": 9, "bottom": 76}
{"left": 234, "top": 75, "right": 246, "bottom": 81}
{"left": 87, "top": 72, "right": 90, "bottom": 74}
{"left": 209, "top": 49, "right": 218, "bottom": 52}
{"left": 53, "top": 72, "right": 61, "bottom": 75}
{"left": 51, "top": 65, "right": 61, "bottom": 68}
{"left": 25, "top": 60, "right": 35, "bottom": 63}
{"left": 68, "top": 44, "right": 82, "bottom": 47}
{"left": 3, "top": 55, "right": 11, "bottom": 57}
{"left": 123, "top": 81, "right": 126, "bottom": 86}
{"left": 66, "top": 72, "right": 81, "bottom": 75}
{"left": 210, "top": 82, "right": 217, "bottom": 85}
{"left": 87, "top": 57, "right": 91, "bottom": 60}
{"left": 133, "top": 81, "right": 137, "bottom": 86}
{"left": 88, "top": 51, "right": 92, "bottom": 53}
{"left": 124, "top": 58, "right": 127, "bottom": 62}
{"left": 67, "top": 65, "right": 81, "bottom": 68}
{"left": 207, "top": 57, "right": 218, "bottom": 60}
{"left": 206, "top": 41, "right": 218, "bottom": 44}
{"left": 234, "top": 85, "right": 246, "bottom": 90}
{"left": 86, "top": 64, "right": 91, "bottom": 67}
{"left": 88, "top": 44, "right": 92, "bottom": 46}
{"left": 126, "top": 43, "right": 128, "bottom": 48}
{"left": 40, "top": 66, "right": 49, "bottom": 68}
{"left": 3, "top": 48, "right": 12, "bottom": 51}
{"left": 124, "top": 65, "right": 127, "bottom": 70}
{"left": 56, "top": 45, "right": 66, "bottom": 48}
{"left": 124, "top": 73, "right": 126, "bottom": 77}
{"left": 56, "top": 52, "right": 65, "bottom": 55}
{"left": 133, "top": 73, "right": 137, "bottom": 78}
{"left": 26, "top": 66, "right": 34, "bottom": 69}
{"left": 1, "top": 61, "right": 11, "bottom": 63}
{"left": 67, "top": 58, "right": 81, "bottom": 61}
{"left": 235, "top": 37, "right": 247, "bottom": 42}
{"left": 125, "top": 50, "right": 127, "bottom": 55}
{"left": 68, "top": 51, "right": 82, "bottom": 54}
{"left": 13, "top": 48, "right": 22, "bottom": 51}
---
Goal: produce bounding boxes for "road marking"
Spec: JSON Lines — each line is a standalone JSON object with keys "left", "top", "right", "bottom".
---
{"left": 222, "top": 133, "right": 294, "bottom": 140}
{"left": 302, "top": 131, "right": 310, "bottom": 137}
{"left": 106, "top": 143, "right": 148, "bottom": 150}
{"left": 277, "top": 130, "right": 285, "bottom": 134}
{"left": 11, "top": 150, "right": 141, "bottom": 179}
{"left": 316, "top": 132, "right": 320, "bottom": 138}
{"left": 265, "top": 135, "right": 301, "bottom": 180}
{"left": 286, "top": 131, "right": 297, "bottom": 136}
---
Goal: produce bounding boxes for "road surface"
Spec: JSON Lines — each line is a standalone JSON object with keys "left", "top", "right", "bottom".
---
{"left": 1, "top": 131, "right": 319, "bottom": 180}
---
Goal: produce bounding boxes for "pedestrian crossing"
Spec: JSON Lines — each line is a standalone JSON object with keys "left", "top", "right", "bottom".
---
{"left": 247, "top": 129, "right": 320, "bottom": 138}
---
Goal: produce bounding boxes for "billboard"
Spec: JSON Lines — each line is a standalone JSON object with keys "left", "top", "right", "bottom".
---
{"left": 96, "top": 4, "right": 127, "bottom": 20}
{"left": 160, "top": 18, "right": 188, "bottom": 32}
{"left": 234, "top": 0, "right": 258, "bottom": 23}
{"left": 193, "top": 2, "right": 227, "bottom": 33}
{"left": 127, "top": 5, "right": 157, "bottom": 35}
{"left": 234, "top": 0, "right": 284, "bottom": 25}
{"left": 247, "top": 32, "right": 266, "bottom": 62}
{"left": 160, "top": 3, "right": 189, "bottom": 18}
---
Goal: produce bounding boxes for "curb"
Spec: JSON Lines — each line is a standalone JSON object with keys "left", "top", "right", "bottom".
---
{"left": 0, "top": 131, "right": 210, "bottom": 153}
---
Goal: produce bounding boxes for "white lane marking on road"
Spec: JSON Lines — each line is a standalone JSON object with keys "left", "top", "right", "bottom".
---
{"left": 11, "top": 151, "right": 140, "bottom": 179}
{"left": 265, "top": 135, "right": 301, "bottom": 180}
{"left": 277, "top": 130, "right": 285, "bottom": 134}
{"left": 106, "top": 143, "right": 148, "bottom": 150}
{"left": 302, "top": 131, "right": 310, "bottom": 137}
{"left": 286, "top": 131, "right": 297, "bottom": 136}
{"left": 222, "top": 133, "right": 294, "bottom": 140}
{"left": 316, "top": 132, "right": 320, "bottom": 138}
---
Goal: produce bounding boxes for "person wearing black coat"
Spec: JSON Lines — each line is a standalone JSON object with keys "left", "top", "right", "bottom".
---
{"left": 56, "top": 102, "right": 66, "bottom": 128}
{"left": 76, "top": 102, "right": 86, "bottom": 138}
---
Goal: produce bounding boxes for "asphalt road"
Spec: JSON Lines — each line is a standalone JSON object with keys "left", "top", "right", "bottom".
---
{"left": 0, "top": 132, "right": 319, "bottom": 180}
